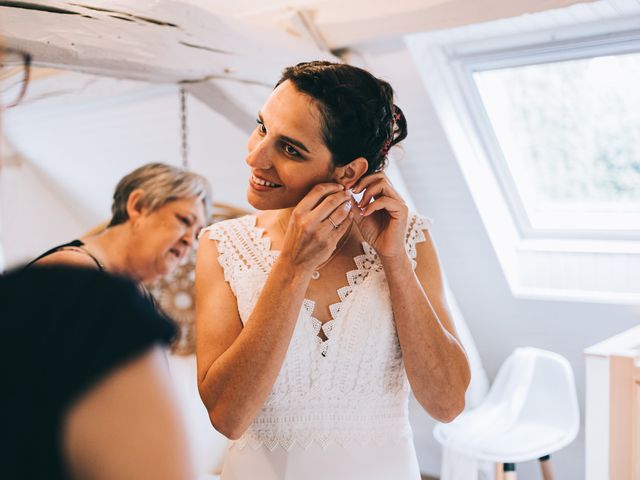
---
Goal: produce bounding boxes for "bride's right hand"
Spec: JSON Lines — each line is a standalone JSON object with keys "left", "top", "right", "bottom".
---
{"left": 279, "top": 183, "right": 353, "bottom": 272}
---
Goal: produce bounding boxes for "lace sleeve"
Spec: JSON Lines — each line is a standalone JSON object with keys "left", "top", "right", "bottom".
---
{"left": 198, "top": 221, "right": 237, "bottom": 295}
{"left": 404, "top": 212, "right": 432, "bottom": 270}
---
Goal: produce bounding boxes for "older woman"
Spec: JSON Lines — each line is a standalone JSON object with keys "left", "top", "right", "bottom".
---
{"left": 32, "top": 162, "right": 211, "bottom": 283}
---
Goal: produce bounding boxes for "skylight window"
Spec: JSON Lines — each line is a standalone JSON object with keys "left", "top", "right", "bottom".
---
{"left": 472, "top": 50, "right": 640, "bottom": 237}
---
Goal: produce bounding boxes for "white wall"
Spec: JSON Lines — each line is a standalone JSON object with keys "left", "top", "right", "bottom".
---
{"left": 2, "top": 74, "right": 256, "bottom": 267}
{"left": 356, "top": 39, "right": 640, "bottom": 479}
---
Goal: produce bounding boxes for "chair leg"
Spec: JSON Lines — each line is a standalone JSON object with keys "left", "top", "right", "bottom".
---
{"left": 504, "top": 463, "right": 517, "bottom": 480}
{"left": 539, "top": 455, "right": 554, "bottom": 480}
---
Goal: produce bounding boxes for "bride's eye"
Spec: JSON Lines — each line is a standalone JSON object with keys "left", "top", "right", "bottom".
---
{"left": 283, "top": 144, "right": 300, "bottom": 157}
{"left": 256, "top": 119, "right": 266, "bottom": 135}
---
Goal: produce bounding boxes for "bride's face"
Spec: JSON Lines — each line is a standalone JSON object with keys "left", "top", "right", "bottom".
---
{"left": 245, "top": 80, "right": 336, "bottom": 210}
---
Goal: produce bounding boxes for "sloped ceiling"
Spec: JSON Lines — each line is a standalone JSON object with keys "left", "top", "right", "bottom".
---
{"left": 0, "top": 0, "right": 601, "bottom": 266}
{"left": 1, "top": 0, "right": 597, "bottom": 83}
{"left": 235, "top": 0, "right": 600, "bottom": 48}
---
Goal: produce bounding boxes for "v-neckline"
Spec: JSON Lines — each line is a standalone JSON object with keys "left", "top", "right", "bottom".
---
{"left": 245, "top": 215, "right": 381, "bottom": 347}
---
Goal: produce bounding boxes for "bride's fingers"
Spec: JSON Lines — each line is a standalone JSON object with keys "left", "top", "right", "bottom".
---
{"left": 329, "top": 197, "right": 353, "bottom": 224}
{"left": 356, "top": 179, "right": 401, "bottom": 208}
{"left": 351, "top": 172, "right": 386, "bottom": 194}
{"left": 361, "top": 196, "right": 407, "bottom": 219}
{"left": 296, "top": 183, "right": 345, "bottom": 213}
{"left": 324, "top": 211, "right": 353, "bottom": 241}
{"left": 310, "top": 189, "right": 352, "bottom": 225}
{"left": 318, "top": 199, "right": 353, "bottom": 234}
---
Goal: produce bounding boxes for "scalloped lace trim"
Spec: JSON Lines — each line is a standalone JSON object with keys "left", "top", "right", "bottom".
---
{"left": 200, "top": 213, "right": 430, "bottom": 347}
{"left": 234, "top": 409, "right": 413, "bottom": 451}
{"left": 200, "top": 212, "right": 430, "bottom": 280}
{"left": 199, "top": 215, "right": 276, "bottom": 284}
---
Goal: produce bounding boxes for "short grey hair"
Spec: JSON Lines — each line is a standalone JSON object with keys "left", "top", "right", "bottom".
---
{"left": 108, "top": 163, "right": 212, "bottom": 227}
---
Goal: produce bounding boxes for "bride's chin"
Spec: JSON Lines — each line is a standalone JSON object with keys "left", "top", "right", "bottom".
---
{"left": 247, "top": 192, "right": 280, "bottom": 211}
{"left": 247, "top": 190, "right": 298, "bottom": 211}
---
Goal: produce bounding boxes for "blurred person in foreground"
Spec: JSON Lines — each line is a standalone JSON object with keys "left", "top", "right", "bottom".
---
{"left": 1, "top": 45, "right": 195, "bottom": 479}
{"left": 0, "top": 266, "right": 196, "bottom": 480}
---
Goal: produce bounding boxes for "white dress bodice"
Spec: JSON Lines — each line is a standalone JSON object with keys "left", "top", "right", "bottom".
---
{"left": 200, "top": 212, "right": 430, "bottom": 480}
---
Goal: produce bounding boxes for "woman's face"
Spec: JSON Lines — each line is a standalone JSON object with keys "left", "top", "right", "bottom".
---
{"left": 246, "top": 80, "right": 336, "bottom": 210}
{"left": 129, "top": 196, "right": 206, "bottom": 282}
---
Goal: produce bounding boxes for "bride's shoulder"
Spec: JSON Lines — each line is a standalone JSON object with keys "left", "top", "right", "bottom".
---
{"left": 199, "top": 215, "right": 256, "bottom": 238}
{"left": 405, "top": 211, "right": 432, "bottom": 238}
{"left": 404, "top": 212, "right": 434, "bottom": 268}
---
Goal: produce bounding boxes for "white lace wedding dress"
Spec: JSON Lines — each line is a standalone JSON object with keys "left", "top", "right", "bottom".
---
{"left": 200, "top": 212, "right": 430, "bottom": 480}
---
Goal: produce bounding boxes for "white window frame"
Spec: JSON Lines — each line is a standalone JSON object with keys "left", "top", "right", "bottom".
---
{"left": 406, "top": 13, "right": 640, "bottom": 304}
{"left": 453, "top": 29, "right": 640, "bottom": 241}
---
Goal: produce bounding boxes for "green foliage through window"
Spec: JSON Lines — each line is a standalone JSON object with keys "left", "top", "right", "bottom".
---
{"left": 474, "top": 52, "right": 640, "bottom": 224}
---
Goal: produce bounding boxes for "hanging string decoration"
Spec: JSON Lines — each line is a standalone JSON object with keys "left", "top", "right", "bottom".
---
{"left": 179, "top": 87, "right": 189, "bottom": 169}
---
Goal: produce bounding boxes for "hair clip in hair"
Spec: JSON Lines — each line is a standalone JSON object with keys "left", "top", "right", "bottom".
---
{"left": 381, "top": 138, "right": 392, "bottom": 158}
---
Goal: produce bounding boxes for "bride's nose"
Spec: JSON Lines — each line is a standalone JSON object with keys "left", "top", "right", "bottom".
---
{"left": 246, "top": 136, "right": 274, "bottom": 170}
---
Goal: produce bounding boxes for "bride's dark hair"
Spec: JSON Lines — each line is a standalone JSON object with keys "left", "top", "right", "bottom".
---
{"left": 276, "top": 61, "right": 407, "bottom": 176}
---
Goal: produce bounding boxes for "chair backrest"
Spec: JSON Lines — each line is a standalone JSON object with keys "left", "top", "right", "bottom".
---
{"left": 485, "top": 347, "right": 580, "bottom": 438}
{"left": 516, "top": 348, "right": 580, "bottom": 435}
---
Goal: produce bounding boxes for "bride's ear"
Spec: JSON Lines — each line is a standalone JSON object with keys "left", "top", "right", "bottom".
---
{"left": 334, "top": 157, "right": 368, "bottom": 189}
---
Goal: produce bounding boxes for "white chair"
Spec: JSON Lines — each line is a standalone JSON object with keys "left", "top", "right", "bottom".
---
{"left": 434, "top": 347, "right": 580, "bottom": 479}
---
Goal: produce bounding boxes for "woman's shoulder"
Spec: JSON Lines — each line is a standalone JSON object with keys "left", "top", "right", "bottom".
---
{"left": 196, "top": 213, "right": 271, "bottom": 283}
{"left": 31, "top": 240, "right": 103, "bottom": 270}
{"left": 198, "top": 214, "right": 257, "bottom": 241}
{"left": 404, "top": 211, "right": 433, "bottom": 264}
{"left": 405, "top": 211, "right": 432, "bottom": 236}
{"left": 33, "top": 249, "right": 97, "bottom": 268}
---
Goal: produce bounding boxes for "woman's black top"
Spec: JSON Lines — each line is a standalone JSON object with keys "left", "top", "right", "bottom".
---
{"left": 26, "top": 240, "right": 105, "bottom": 270}
{"left": 0, "top": 266, "right": 176, "bottom": 480}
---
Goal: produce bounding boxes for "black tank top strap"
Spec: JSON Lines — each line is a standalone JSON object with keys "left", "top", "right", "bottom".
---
{"left": 26, "top": 239, "right": 105, "bottom": 271}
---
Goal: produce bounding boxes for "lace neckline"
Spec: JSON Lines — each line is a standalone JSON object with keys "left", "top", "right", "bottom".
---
{"left": 242, "top": 215, "right": 382, "bottom": 351}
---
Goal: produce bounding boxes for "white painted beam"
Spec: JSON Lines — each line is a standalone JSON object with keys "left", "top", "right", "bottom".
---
{"left": 0, "top": 0, "right": 334, "bottom": 85}
{"left": 185, "top": 81, "right": 257, "bottom": 134}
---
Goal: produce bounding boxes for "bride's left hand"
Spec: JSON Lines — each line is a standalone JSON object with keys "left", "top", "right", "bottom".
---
{"left": 351, "top": 172, "right": 409, "bottom": 262}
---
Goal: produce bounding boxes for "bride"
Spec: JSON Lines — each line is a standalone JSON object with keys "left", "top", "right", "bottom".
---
{"left": 195, "top": 61, "right": 470, "bottom": 480}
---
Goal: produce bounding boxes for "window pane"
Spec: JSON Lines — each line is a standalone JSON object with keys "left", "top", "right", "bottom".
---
{"left": 474, "top": 52, "right": 640, "bottom": 231}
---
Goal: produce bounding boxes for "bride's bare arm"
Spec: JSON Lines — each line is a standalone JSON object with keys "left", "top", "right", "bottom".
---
{"left": 383, "top": 234, "right": 470, "bottom": 423}
{"left": 195, "top": 239, "right": 312, "bottom": 439}
{"left": 195, "top": 184, "right": 352, "bottom": 439}
{"left": 352, "top": 172, "right": 470, "bottom": 423}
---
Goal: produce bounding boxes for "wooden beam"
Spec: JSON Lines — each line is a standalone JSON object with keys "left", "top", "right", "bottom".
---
{"left": 1, "top": 0, "right": 334, "bottom": 84}
{"left": 184, "top": 80, "right": 258, "bottom": 134}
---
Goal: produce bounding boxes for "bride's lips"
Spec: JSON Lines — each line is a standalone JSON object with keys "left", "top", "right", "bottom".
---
{"left": 250, "top": 174, "right": 283, "bottom": 192}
